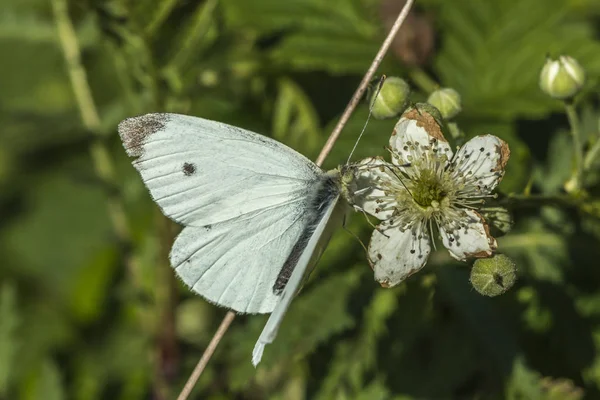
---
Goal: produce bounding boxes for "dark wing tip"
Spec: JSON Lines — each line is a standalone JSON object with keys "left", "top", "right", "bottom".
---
{"left": 117, "top": 113, "right": 170, "bottom": 157}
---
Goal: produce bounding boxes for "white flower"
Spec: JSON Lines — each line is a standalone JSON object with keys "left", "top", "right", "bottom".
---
{"left": 353, "top": 107, "right": 510, "bottom": 287}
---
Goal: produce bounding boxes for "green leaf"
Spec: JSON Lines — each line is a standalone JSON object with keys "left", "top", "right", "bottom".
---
{"left": 322, "top": 107, "right": 397, "bottom": 170}
{"left": 506, "top": 358, "right": 585, "bottom": 400}
{"left": 20, "top": 359, "right": 65, "bottom": 400}
{"left": 505, "top": 358, "right": 545, "bottom": 400}
{"left": 535, "top": 131, "right": 572, "bottom": 193}
{"left": 432, "top": 0, "right": 600, "bottom": 119}
{"left": 227, "top": 267, "right": 362, "bottom": 391}
{"left": 437, "top": 267, "right": 519, "bottom": 378}
{"left": 272, "top": 78, "right": 322, "bottom": 154}
{"left": 498, "top": 218, "right": 567, "bottom": 283}
{"left": 0, "top": 282, "right": 19, "bottom": 396}
{"left": 270, "top": 33, "right": 381, "bottom": 74}
{"left": 354, "top": 380, "right": 393, "bottom": 400}
{"left": 317, "top": 289, "right": 398, "bottom": 400}
{"left": 222, "top": 0, "right": 377, "bottom": 37}
{"left": 66, "top": 246, "right": 118, "bottom": 324}
{"left": 222, "top": 0, "right": 382, "bottom": 74}
{"left": 165, "top": 0, "right": 219, "bottom": 72}
{"left": 2, "top": 164, "right": 113, "bottom": 290}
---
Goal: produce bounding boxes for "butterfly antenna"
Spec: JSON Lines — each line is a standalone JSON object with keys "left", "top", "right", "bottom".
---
{"left": 346, "top": 75, "right": 387, "bottom": 164}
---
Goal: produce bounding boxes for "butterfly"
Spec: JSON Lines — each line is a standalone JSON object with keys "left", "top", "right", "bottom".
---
{"left": 118, "top": 113, "right": 366, "bottom": 365}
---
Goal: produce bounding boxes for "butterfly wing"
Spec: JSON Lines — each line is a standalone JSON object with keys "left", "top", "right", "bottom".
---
{"left": 118, "top": 113, "right": 329, "bottom": 313}
{"left": 252, "top": 186, "right": 344, "bottom": 365}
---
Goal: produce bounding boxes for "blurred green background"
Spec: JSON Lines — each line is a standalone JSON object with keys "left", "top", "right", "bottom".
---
{"left": 2, "top": 0, "right": 600, "bottom": 399}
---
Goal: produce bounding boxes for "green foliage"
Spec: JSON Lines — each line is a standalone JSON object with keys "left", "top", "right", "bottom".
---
{"left": 429, "top": 0, "right": 600, "bottom": 119}
{"left": 1, "top": 0, "right": 600, "bottom": 399}
{"left": 222, "top": 0, "right": 381, "bottom": 74}
{"left": 0, "top": 283, "right": 19, "bottom": 396}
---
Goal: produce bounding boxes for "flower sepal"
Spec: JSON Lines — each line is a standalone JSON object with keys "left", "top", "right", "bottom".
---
{"left": 470, "top": 254, "right": 517, "bottom": 297}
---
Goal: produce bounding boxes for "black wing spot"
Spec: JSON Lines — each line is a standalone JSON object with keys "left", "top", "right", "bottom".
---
{"left": 182, "top": 162, "right": 196, "bottom": 176}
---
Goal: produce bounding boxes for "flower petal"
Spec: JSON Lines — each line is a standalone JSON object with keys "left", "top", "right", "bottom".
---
{"left": 439, "top": 209, "right": 497, "bottom": 261}
{"left": 450, "top": 135, "right": 510, "bottom": 194}
{"left": 349, "top": 157, "right": 397, "bottom": 220}
{"left": 368, "top": 222, "right": 431, "bottom": 287}
{"left": 390, "top": 108, "right": 453, "bottom": 166}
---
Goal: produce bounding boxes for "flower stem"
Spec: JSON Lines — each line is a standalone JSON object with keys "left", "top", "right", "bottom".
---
{"left": 565, "top": 101, "right": 584, "bottom": 189}
{"left": 584, "top": 135, "right": 600, "bottom": 171}
{"left": 407, "top": 67, "right": 438, "bottom": 94}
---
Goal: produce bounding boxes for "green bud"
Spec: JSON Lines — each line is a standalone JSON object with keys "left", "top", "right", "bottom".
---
{"left": 470, "top": 254, "right": 517, "bottom": 297}
{"left": 370, "top": 77, "right": 411, "bottom": 119}
{"left": 539, "top": 56, "right": 585, "bottom": 100}
{"left": 427, "top": 88, "right": 462, "bottom": 119}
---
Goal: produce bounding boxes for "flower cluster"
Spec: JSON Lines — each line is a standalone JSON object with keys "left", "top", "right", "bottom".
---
{"left": 351, "top": 106, "right": 510, "bottom": 287}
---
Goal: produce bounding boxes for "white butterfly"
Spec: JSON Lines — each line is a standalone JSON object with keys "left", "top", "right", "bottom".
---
{"left": 118, "top": 113, "right": 362, "bottom": 366}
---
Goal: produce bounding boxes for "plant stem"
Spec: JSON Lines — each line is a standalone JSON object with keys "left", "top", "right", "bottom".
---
{"left": 407, "top": 67, "right": 438, "bottom": 94}
{"left": 584, "top": 136, "right": 600, "bottom": 171}
{"left": 315, "top": 0, "right": 415, "bottom": 167}
{"left": 565, "top": 101, "right": 584, "bottom": 189}
{"left": 145, "top": 0, "right": 180, "bottom": 37}
{"left": 176, "top": 312, "right": 236, "bottom": 400}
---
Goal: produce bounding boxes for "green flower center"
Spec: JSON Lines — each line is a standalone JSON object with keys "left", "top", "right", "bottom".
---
{"left": 411, "top": 169, "right": 448, "bottom": 208}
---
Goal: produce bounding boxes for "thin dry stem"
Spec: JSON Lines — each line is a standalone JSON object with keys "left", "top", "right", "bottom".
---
{"left": 176, "top": 1, "right": 416, "bottom": 399}
{"left": 176, "top": 311, "right": 236, "bottom": 400}
{"left": 315, "top": 0, "right": 415, "bottom": 167}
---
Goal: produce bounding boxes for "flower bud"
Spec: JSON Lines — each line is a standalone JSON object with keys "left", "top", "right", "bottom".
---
{"left": 427, "top": 88, "right": 462, "bottom": 119}
{"left": 370, "top": 77, "right": 411, "bottom": 119}
{"left": 470, "top": 254, "right": 517, "bottom": 297}
{"left": 539, "top": 56, "right": 585, "bottom": 100}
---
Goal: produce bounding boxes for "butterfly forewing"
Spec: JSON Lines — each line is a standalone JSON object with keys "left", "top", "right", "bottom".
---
{"left": 118, "top": 114, "right": 321, "bottom": 227}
